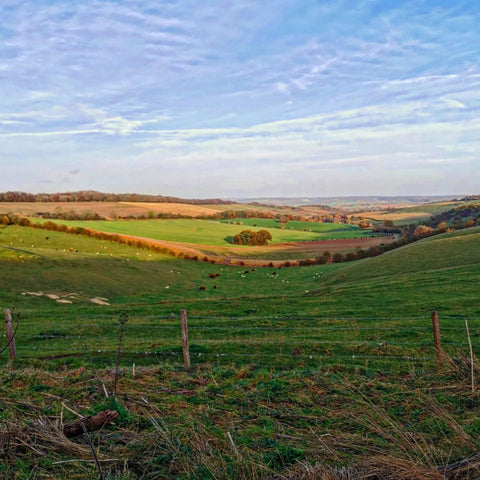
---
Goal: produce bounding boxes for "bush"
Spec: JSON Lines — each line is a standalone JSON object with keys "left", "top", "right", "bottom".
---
{"left": 233, "top": 229, "right": 272, "bottom": 246}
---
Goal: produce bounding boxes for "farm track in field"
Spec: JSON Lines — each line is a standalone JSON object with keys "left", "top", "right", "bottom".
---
{"left": 99, "top": 231, "right": 396, "bottom": 266}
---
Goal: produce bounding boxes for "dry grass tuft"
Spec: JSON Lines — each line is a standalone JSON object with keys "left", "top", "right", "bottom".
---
{"left": 1, "top": 417, "right": 92, "bottom": 459}
{"left": 276, "top": 456, "right": 446, "bottom": 480}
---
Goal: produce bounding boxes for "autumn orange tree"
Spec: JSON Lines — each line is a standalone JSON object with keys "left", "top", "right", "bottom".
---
{"left": 233, "top": 229, "right": 272, "bottom": 246}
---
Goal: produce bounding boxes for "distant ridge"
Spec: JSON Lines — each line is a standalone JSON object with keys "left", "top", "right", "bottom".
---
{"left": 234, "top": 195, "right": 462, "bottom": 207}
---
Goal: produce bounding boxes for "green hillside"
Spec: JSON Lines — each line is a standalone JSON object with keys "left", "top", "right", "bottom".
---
{"left": 304, "top": 226, "right": 480, "bottom": 318}
{"left": 1, "top": 224, "right": 479, "bottom": 320}
{"left": 324, "top": 226, "right": 480, "bottom": 282}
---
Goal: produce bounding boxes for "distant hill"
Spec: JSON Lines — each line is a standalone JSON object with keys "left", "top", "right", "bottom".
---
{"left": 234, "top": 195, "right": 461, "bottom": 208}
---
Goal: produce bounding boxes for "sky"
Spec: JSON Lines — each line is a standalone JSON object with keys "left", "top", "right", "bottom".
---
{"left": 0, "top": 0, "right": 479, "bottom": 198}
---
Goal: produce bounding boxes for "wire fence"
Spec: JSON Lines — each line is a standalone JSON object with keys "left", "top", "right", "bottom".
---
{"left": 3, "top": 310, "right": 480, "bottom": 371}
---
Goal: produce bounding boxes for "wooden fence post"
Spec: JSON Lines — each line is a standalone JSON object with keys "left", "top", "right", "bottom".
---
{"left": 181, "top": 309, "right": 191, "bottom": 367}
{"left": 4, "top": 309, "right": 17, "bottom": 360}
{"left": 465, "top": 319, "right": 475, "bottom": 393}
{"left": 432, "top": 311, "right": 442, "bottom": 368}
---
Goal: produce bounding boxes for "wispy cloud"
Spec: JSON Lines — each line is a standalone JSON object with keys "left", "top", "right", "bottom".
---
{"left": 1, "top": 0, "right": 479, "bottom": 196}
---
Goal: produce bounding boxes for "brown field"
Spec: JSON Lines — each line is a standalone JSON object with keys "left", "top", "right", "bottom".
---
{"left": 355, "top": 211, "right": 433, "bottom": 221}
{"left": 119, "top": 202, "right": 223, "bottom": 216}
{"left": 0, "top": 201, "right": 227, "bottom": 219}
{"left": 0, "top": 201, "right": 297, "bottom": 219}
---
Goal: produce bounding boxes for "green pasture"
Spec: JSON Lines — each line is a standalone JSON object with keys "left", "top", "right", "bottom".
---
{"left": 1, "top": 224, "right": 480, "bottom": 371}
{"left": 220, "top": 217, "right": 281, "bottom": 228}
{"left": 1, "top": 224, "right": 480, "bottom": 318}
{"left": 222, "top": 217, "right": 369, "bottom": 235}
{"left": 30, "top": 218, "right": 373, "bottom": 245}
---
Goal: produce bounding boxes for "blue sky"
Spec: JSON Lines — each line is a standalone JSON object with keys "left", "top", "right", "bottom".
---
{"left": 0, "top": 0, "right": 479, "bottom": 198}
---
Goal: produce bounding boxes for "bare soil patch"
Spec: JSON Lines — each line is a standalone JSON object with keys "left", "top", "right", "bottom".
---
{"left": 119, "top": 202, "right": 223, "bottom": 217}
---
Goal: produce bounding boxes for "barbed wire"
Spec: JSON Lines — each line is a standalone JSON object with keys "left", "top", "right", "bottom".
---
{"left": 21, "top": 346, "right": 434, "bottom": 362}
{"left": 15, "top": 311, "right": 480, "bottom": 322}
{"left": 8, "top": 324, "right": 478, "bottom": 334}
{"left": 13, "top": 336, "right": 480, "bottom": 348}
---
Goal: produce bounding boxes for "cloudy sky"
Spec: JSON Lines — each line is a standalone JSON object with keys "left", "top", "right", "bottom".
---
{"left": 1, "top": 0, "right": 479, "bottom": 198}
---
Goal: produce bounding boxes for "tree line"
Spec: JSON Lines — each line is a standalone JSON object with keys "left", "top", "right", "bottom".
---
{"left": 0, "top": 190, "right": 235, "bottom": 205}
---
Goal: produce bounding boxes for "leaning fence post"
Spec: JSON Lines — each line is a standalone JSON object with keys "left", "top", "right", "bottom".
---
{"left": 431, "top": 311, "right": 442, "bottom": 368}
{"left": 181, "top": 309, "right": 191, "bottom": 367}
{"left": 4, "top": 309, "right": 17, "bottom": 360}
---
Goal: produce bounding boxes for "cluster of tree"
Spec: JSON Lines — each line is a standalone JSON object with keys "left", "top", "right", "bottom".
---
{"left": 36, "top": 210, "right": 105, "bottom": 221}
{"left": 233, "top": 230, "right": 272, "bottom": 246}
{"left": 1, "top": 214, "right": 31, "bottom": 226}
{"left": 0, "top": 190, "right": 235, "bottom": 205}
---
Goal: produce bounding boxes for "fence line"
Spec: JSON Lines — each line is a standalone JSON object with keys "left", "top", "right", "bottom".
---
{"left": 14, "top": 311, "right": 480, "bottom": 321}
{"left": 4, "top": 310, "right": 478, "bottom": 369}
{"left": 12, "top": 335, "right": 480, "bottom": 347}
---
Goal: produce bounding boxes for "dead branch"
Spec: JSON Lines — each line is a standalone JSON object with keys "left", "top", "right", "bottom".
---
{"left": 63, "top": 410, "right": 118, "bottom": 438}
{"left": 438, "top": 452, "right": 480, "bottom": 478}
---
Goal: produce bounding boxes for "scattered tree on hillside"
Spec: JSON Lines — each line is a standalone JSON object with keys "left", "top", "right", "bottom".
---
{"left": 413, "top": 225, "right": 433, "bottom": 238}
{"left": 359, "top": 220, "right": 371, "bottom": 229}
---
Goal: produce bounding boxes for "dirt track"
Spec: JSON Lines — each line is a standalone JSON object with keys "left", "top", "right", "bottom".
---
{"left": 112, "top": 232, "right": 395, "bottom": 267}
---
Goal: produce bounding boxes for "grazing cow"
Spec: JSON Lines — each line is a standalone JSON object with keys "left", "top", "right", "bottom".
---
{"left": 209, "top": 273, "right": 216, "bottom": 278}
{"left": 199, "top": 286, "right": 206, "bottom": 291}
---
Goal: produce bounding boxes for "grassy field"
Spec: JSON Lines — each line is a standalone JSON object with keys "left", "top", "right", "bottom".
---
{"left": 222, "top": 217, "right": 367, "bottom": 235}
{"left": 31, "top": 218, "right": 374, "bottom": 245}
{"left": 1, "top": 224, "right": 479, "bottom": 325}
{"left": 2, "top": 224, "right": 480, "bottom": 478}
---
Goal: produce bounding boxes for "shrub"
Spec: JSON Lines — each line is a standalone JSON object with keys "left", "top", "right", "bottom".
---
{"left": 233, "top": 229, "right": 272, "bottom": 246}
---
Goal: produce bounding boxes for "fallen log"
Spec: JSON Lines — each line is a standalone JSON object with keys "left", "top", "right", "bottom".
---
{"left": 63, "top": 410, "right": 118, "bottom": 438}
{"left": 438, "top": 452, "right": 480, "bottom": 478}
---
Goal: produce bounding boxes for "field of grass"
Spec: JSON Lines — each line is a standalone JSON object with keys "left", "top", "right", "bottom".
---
{"left": 1, "top": 224, "right": 479, "bottom": 331}
{"left": 222, "top": 217, "right": 368, "bottom": 235}
{"left": 2, "top": 224, "right": 480, "bottom": 478}
{"left": 32, "top": 218, "right": 374, "bottom": 245}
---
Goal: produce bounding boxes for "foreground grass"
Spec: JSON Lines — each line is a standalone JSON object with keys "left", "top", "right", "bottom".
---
{"left": 2, "top": 360, "right": 480, "bottom": 479}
